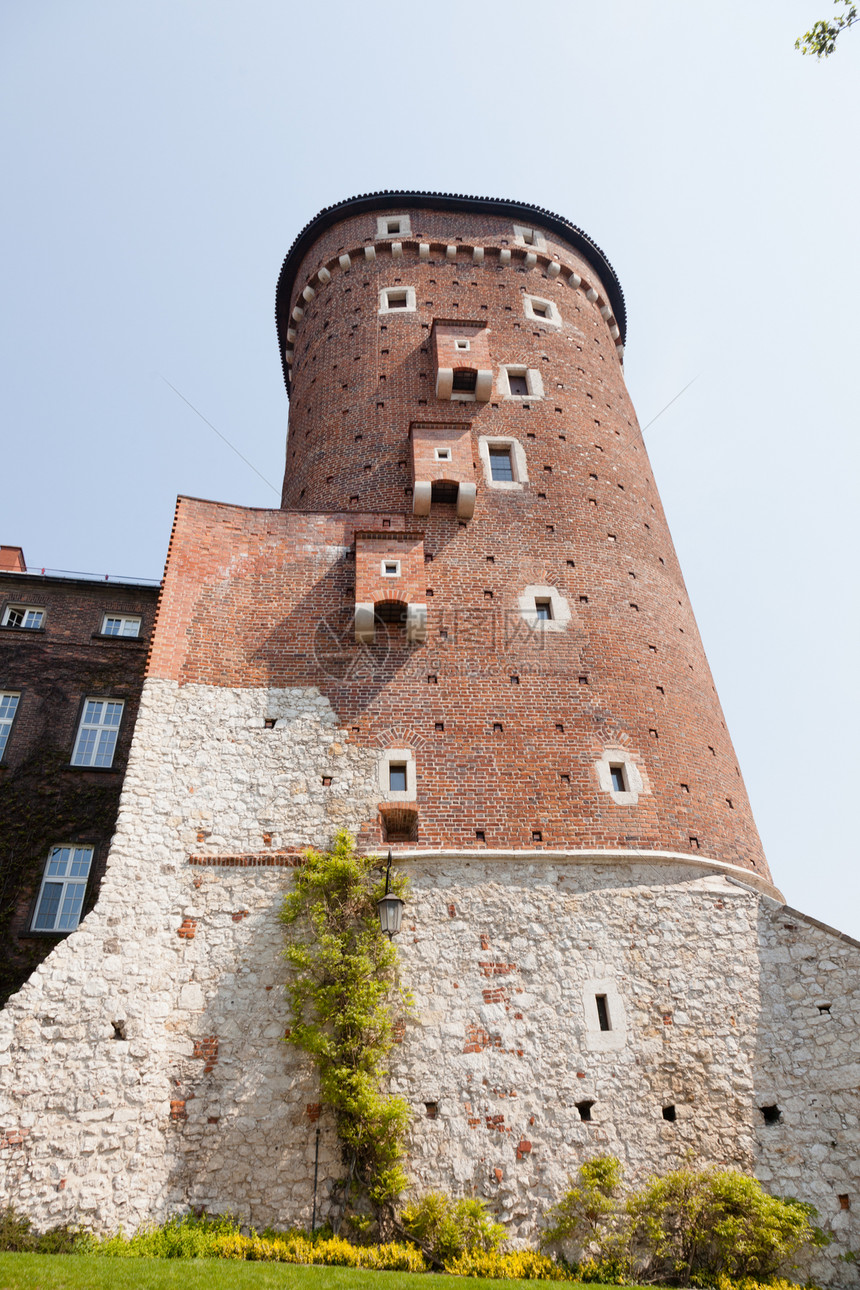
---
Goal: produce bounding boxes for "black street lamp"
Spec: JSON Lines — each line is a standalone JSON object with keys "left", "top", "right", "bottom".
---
{"left": 377, "top": 850, "right": 404, "bottom": 939}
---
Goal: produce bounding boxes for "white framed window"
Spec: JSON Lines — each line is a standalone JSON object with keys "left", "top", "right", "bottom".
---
{"left": 595, "top": 750, "right": 645, "bottom": 805}
{"left": 32, "top": 845, "right": 93, "bottom": 932}
{"left": 381, "top": 559, "right": 401, "bottom": 577}
{"left": 0, "top": 692, "right": 20, "bottom": 760}
{"left": 524, "top": 295, "right": 562, "bottom": 328}
{"left": 513, "top": 224, "right": 546, "bottom": 250}
{"left": 478, "top": 435, "right": 529, "bottom": 490}
{"left": 376, "top": 214, "right": 412, "bottom": 238}
{"left": 101, "top": 614, "right": 141, "bottom": 638}
{"left": 454, "top": 338, "right": 471, "bottom": 351}
{"left": 378, "top": 748, "right": 417, "bottom": 801}
{"left": 434, "top": 447, "right": 452, "bottom": 462}
{"left": 71, "top": 699, "right": 124, "bottom": 768}
{"left": 501, "top": 365, "right": 544, "bottom": 399}
{"left": 379, "top": 286, "right": 416, "bottom": 314}
{"left": 518, "top": 585, "right": 572, "bottom": 633}
{"left": 2, "top": 605, "right": 44, "bottom": 630}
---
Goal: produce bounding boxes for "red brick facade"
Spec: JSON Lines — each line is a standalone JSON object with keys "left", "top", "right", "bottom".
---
{"left": 147, "top": 196, "right": 768, "bottom": 878}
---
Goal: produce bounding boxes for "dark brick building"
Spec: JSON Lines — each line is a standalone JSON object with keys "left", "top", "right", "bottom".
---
{"left": 0, "top": 546, "right": 159, "bottom": 1002}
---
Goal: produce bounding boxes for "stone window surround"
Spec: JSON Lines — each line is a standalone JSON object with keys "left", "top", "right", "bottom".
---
{"left": 582, "top": 975, "right": 627, "bottom": 1051}
{"left": 380, "top": 559, "right": 401, "bottom": 578}
{"left": 378, "top": 747, "right": 417, "bottom": 802}
{"left": 434, "top": 446, "right": 452, "bottom": 462}
{"left": 518, "top": 585, "right": 571, "bottom": 633}
{"left": 379, "top": 286, "right": 417, "bottom": 315}
{"left": 478, "top": 435, "right": 529, "bottom": 490}
{"left": 376, "top": 214, "right": 412, "bottom": 238}
{"left": 595, "top": 749, "right": 645, "bottom": 805}
{"left": 513, "top": 223, "right": 547, "bottom": 250}
{"left": 500, "top": 364, "right": 544, "bottom": 400}
{"left": 524, "top": 294, "right": 562, "bottom": 328}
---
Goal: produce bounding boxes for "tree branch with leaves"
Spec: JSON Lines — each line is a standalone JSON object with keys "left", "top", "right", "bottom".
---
{"left": 797, "top": 0, "right": 858, "bottom": 56}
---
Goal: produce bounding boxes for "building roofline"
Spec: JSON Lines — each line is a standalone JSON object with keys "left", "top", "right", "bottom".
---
{"left": 274, "top": 190, "right": 627, "bottom": 394}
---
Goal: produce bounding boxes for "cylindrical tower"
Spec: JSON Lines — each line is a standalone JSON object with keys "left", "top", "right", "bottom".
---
{"left": 275, "top": 192, "right": 768, "bottom": 879}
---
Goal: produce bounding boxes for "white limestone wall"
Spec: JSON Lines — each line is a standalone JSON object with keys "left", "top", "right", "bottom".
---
{"left": 0, "top": 677, "right": 857, "bottom": 1284}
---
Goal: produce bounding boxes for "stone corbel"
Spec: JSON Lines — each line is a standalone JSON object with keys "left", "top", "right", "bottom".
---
{"left": 355, "top": 602, "right": 375, "bottom": 643}
{"left": 456, "top": 482, "right": 476, "bottom": 519}
{"left": 406, "top": 604, "right": 427, "bottom": 643}
{"left": 413, "top": 481, "right": 432, "bottom": 516}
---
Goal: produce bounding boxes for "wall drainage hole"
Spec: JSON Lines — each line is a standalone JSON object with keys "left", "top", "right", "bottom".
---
{"left": 576, "top": 1100, "right": 594, "bottom": 1122}
{"left": 818, "top": 1003, "right": 832, "bottom": 1014}
{"left": 760, "top": 1104, "right": 782, "bottom": 1125}
{"left": 112, "top": 1021, "right": 127, "bottom": 1041}
{"left": 662, "top": 1105, "right": 676, "bottom": 1122}
{"left": 424, "top": 1102, "right": 438, "bottom": 1119}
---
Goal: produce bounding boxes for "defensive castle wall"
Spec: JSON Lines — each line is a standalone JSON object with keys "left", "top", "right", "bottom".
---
{"left": 0, "top": 675, "right": 856, "bottom": 1284}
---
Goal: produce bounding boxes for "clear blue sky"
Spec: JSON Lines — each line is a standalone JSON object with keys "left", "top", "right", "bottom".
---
{"left": 2, "top": 2, "right": 858, "bottom": 935}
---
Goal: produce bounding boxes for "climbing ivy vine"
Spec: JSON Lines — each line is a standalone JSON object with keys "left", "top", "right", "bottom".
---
{"left": 280, "top": 830, "right": 411, "bottom": 1230}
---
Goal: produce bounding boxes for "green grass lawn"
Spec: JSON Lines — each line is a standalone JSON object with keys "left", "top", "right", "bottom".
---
{"left": 0, "top": 1254, "right": 624, "bottom": 1290}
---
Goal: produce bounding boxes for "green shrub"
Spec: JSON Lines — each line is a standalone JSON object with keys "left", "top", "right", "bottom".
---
{"left": 399, "top": 1192, "right": 506, "bottom": 1266}
{"left": 626, "top": 1167, "right": 828, "bottom": 1285}
{"left": 0, "top": 1206, "right": 90, "bottom": 1255}
{"left": 541, "top": 1156, "right": 629, "bottom": 1280}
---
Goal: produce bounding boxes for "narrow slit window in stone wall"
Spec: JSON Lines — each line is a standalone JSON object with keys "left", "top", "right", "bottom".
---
{"left": 595, "top": 994, "right": 611, "bottom": 1031}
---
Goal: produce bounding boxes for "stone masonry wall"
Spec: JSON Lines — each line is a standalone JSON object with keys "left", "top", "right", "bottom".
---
{"left": 0, "top": 677, "right": 857, "bottom": 1284}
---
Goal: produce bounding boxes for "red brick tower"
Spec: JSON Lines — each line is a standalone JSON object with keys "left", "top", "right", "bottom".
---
{"left": 274, "top": 192, "right": 768, "bottom": 879}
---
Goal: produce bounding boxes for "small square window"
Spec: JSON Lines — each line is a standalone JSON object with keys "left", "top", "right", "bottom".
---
{"left": 380, "top": 286, "right": 416, "bottom": 314}
{"left": 535, "top": 599, "right": 552, "bottom": 621}
{"left": 508, "top": 373, "right": 529, "bottom": 396}
{"left": 454, "top": 339, "right": 470, "bottom": 351}
{"left": 2, "top": 605, "right": 44, "bottom": 630}
{"left": 101, "top": 614, "right": 141, "bottom": 637}
{"left": 32, "top": 845, "right": 93, "bottom": 932}
{"left": 489, "top": 448, "right": 514, "bottom": 482}
{"left": 71, "top": 699, "right": 124, "bottom": 768}
{"left": 381, "top": 560, "right": 401, "bottom": 577}
{"left": 376, "top": 214, "right": 412, "bottom": 238}
{"left": 434, "top": 447, "right": 451, "bottom": 461}
{"left": 531, "top": 302, "right": 548, "bottom": 318}
{"left": 452, "top": 369, "right": 477, "bottom": 392}
{"left": 609, "top": 764, "right": 626, "bottom": 793}
{"left": 0, "top": 692, "right": 20, "bottom": 760}
{"left": 389, "top": 763, "right": 408, "bottom": 792}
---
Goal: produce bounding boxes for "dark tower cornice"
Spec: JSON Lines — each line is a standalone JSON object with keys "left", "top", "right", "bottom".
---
{"left": 275, "top": 190, "right": 627, "bottom": 395}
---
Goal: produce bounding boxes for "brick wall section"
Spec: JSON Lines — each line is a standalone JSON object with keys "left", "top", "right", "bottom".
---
{"left": 354, "top": 530, "right": 425, "bottom": 608}
{"left": 411, "top": 423, "right": 474, "bottom": 492}
{"left": 0, "top": 572, "right": 159, "bottom": 1000}
{"left": 147, "top": 491, "right": 766, "bottom": 874}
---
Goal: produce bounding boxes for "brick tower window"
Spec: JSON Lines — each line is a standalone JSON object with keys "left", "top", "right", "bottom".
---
{"left": 376, "top": 214, "right": 412, "bottom": 238}
{"left": 452, "top": 369, "right": 477, "bottom": 393}
{"left": 609, "top": 764, "right": 626, "bottom": 792}
{"left": 389, "top": 763, "right": 408, "bottom": 792}
{"left": 509, "top": 373, "right": 528, "bottom": 396}
{"left": 379, "top": 286, "right": 416, "bottom": 314}
{"left": 524, "top": 295, "right": 561, "bottom": 328}
{"left": 489, "top": 448, "right": 514, "bottom": 482}
{"left": 535, "top": 599, "right": 553, "bottom": 621}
